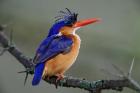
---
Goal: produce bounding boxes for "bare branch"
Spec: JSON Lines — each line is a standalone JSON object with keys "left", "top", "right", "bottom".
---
{"left": 0, "top": 25, "right": 33, "bottom": 68}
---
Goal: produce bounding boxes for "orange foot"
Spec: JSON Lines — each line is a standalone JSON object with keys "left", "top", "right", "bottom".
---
{"left": 55, "top": 74, "right": 64, "bottom": 88}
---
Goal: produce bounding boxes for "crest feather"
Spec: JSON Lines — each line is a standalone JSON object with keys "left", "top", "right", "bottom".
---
{"left": 55, "top": 8, "right": 78, "bottom": 25}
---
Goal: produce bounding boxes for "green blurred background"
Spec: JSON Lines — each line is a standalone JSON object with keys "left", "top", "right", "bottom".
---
{"left": 0, "top": 0, "right": 140, "bottom": 93}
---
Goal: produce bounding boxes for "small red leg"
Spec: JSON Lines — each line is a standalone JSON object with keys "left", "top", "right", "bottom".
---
{"left": 55, "top": 74, "right": 64, "bottom": 88}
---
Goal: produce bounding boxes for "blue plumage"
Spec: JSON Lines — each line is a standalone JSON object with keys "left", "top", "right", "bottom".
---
{"left": 32, "top": 8, "right": 77, "bottom": 86}
{"left": 38, "top": 36, "right": 73, "bottom": 63}
{"left": 32, "top": 63, "right": 44, "bottom": 85}
{"left": 32, "top": 34, "right": 73, "bottom": 85}
{"left": 48, "top": 8, "right": 78, "bottom": 37}
{"left": 47, "top": 21, "right": 66, "bottom": 37}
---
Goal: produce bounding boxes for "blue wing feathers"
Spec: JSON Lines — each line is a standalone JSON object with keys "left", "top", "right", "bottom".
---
{"left": 38, "top": 36, "right": 73, "bottom": 63}
{"left": 36, "top": 35, "right": 58, "bottom": 54}
{"left": 32, "top": 34, "right": 73, "bottom": 85}
{"left": 35, "top": 35, "right": 73, "bottom": 63}
{"left": 32, "top": 63, "right": 45, "bottom": 86}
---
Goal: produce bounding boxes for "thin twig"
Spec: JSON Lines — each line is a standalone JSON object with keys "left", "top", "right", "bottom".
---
{"left": 128, "top": 56, "right": 135, "bottom": 77}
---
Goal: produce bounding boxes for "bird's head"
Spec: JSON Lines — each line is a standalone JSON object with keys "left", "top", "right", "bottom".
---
{"left": 48, "top": 8, "right": 100, "bottom": 37}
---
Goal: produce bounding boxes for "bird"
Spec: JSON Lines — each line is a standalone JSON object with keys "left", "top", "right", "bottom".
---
{"left": 32, "top": 8, "right": 100, "bottom": 86}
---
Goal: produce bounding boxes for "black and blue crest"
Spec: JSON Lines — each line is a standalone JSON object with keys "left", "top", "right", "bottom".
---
{"left": 48, "top": 8, "right": 78, "bottom": 37}
{"left": 55, "top": 8, "right": 78, "bottom": 26}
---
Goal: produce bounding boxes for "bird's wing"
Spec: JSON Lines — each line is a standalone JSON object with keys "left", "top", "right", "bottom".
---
{"left": 39, "top": 35, "right": 73, "bottom": 63}
{"left": 32, "top": 34, "right": 73, "bottom": 85}
{"left": 34, "top": 34, "right": 73, "bottom": 64}
{"left": 33, "top": 34, "right": 59, "bottom": 64}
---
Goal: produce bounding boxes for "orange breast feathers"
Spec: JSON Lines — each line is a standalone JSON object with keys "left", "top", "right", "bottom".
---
{"left": 42, "top": 34, "right": 81, "bottom": 78}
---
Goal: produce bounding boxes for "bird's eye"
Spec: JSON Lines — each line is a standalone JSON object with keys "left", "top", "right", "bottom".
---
{"left": 65, "top": 17, "right": 76, "bottom": 27}
{"left": 66, "top": 24, "right": 73, "bottom": 27}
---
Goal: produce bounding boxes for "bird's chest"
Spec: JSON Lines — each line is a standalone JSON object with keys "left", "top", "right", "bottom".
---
{"left": 54, "top": 42, "right": 80, "bottom": 67}
{"left": 44, "top": 35, "right": 81, "bottom": 76}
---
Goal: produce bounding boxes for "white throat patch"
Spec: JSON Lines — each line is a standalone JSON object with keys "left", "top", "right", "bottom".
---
{"left": 72, "top": 27, "right": 80, "bottom": 35}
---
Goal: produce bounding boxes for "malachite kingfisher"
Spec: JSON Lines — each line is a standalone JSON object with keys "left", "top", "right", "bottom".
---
{"left": 32, "top": 8, "right": 100, "bottom": 86}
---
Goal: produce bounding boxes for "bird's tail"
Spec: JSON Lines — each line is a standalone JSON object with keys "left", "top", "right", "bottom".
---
{"left": 32, "top": 63, "right": 45, "bottom": 86}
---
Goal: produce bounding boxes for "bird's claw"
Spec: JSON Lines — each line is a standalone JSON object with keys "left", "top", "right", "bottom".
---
{"left": 54, "top": 74, "right": 64, "bottom": 88}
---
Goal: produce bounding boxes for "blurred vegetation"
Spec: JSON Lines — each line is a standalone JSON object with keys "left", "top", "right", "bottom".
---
{"left": 0, "top": 0, "right": 140, "bottom": 93}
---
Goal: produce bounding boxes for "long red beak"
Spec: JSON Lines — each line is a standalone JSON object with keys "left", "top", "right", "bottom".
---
{"left": 73, "top": 18, "right": 100, "bottom": 28}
